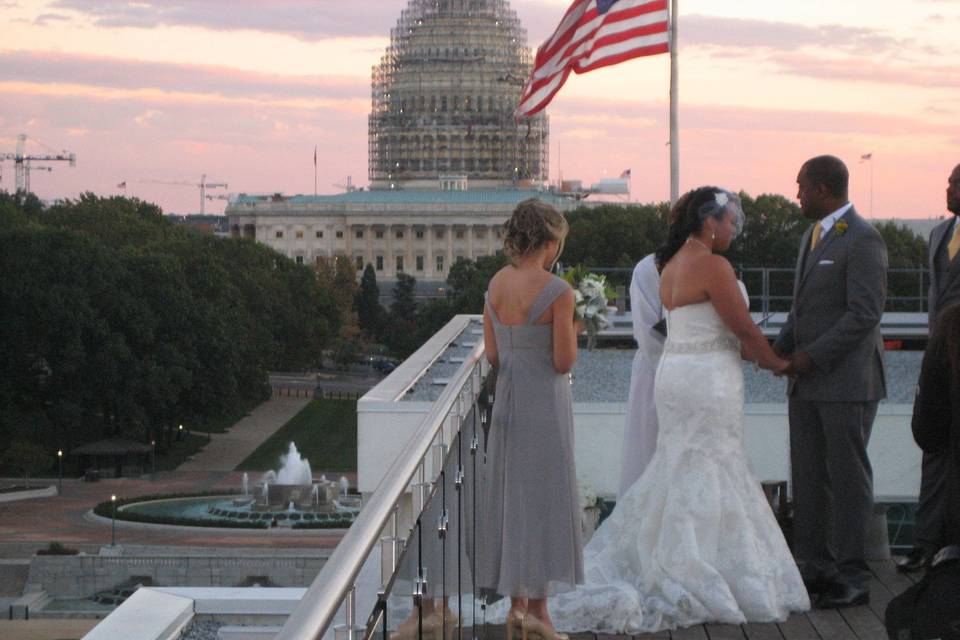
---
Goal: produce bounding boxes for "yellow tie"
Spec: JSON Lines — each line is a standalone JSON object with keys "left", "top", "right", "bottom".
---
{"left": 810, "top": 223, "right": 823, "bottom": 251}
{"left": 949, "top": 222, "right": 960, "bottom": 261}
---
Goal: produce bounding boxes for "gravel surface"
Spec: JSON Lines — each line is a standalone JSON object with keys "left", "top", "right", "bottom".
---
{"left": 402, "top": 320, "right": 484, "bottom": 402}
{"left": 571, "top": 348, "right": 921, "bottom": 404}
{"left": 402, "top": 320, "right": 922, "bottom": 405}
{"left": 179, "top": 620, "right": 223, "bottom": 640}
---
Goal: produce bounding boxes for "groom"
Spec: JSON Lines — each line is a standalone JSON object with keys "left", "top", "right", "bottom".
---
{"left": 774, "top": 155, "right": 888, "bottom": 609}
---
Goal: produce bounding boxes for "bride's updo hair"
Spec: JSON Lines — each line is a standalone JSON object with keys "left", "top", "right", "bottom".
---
{"left": 655, "top": 186, "right": 744, "bottom": 271}
{"left": 502, "top": 198, "right": 569, "bottom": 265}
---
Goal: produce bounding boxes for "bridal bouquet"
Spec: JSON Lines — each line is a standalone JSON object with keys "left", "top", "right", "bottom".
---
{"left": 561, "top": 265, "right": 617, "bottom": 350}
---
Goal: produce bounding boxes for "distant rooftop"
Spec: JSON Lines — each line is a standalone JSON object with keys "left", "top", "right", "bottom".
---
{"left": 231, "top": 189, "right": 572, "bottom": 207}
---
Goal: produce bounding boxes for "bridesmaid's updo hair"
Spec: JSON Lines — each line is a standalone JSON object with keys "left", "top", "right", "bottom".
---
{"left": 503, "top": 198, "right": 569, "bottom": 264}
{"left": 655, "top": 186, "right": 744, "bottom": 271}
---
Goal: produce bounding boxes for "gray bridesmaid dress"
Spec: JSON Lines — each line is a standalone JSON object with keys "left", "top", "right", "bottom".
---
{"left": 479, "top": 275, "right": 584, "bottom": 599}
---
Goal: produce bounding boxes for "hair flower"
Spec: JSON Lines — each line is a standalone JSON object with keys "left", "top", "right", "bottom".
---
{"left": 714, "top": 191, "right": 729, "bottom": 207}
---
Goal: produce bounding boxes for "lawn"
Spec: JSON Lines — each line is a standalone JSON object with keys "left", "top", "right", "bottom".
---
{"left": 236, "top": 399, "right": 357, "bottom": 473}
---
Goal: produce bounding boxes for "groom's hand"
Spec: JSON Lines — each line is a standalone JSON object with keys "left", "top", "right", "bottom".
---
{"left": 788, "top": 351, "right": 816, "bottom": 377}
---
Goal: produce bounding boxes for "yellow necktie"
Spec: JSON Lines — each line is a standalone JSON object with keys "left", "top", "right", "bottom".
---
{"left": 810, "top": 223, "right": 823, "bottom": 251}
{"left": 949, "top": 222, "right": 960, "bottom": 261}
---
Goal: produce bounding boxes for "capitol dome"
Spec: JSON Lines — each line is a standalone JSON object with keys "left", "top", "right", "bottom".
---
{"left": 369, "top": 0, "right": 549, "bottom": 191}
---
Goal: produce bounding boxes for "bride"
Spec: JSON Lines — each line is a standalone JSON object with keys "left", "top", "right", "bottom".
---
{"left": 550, "top": 186, "right": 810, "bottom": 632}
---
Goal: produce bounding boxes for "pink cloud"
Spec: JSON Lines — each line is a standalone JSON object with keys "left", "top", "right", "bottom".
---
{"left": 0, "top": 50, "right": 367, "bottom": 101}
{"left": 769, "top": 51, "right": 960, "bottom": 89}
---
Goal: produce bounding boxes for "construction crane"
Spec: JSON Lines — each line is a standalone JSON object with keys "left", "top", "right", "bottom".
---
{"left": 139, "top": 174, "right": 228, "bottom": 214}
{"left": 0, "top": 133, "right": 77, "bottom": 193}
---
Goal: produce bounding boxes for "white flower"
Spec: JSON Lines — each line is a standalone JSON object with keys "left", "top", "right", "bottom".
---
{"left": 577, "top": 475, "right": 598, "bottom": 511}
{"left": 715, "top": 191, "right": 729, "bottom": 207}
{"left": 579, "top": 276, "right": 605, "bottom": 301}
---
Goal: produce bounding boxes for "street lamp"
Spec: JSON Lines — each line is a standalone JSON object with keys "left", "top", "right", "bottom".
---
{"left": 110, "top": 494, "right": 117, "bottom": 547}
{"left": 150, "top": 440, "right": 156, "bottom": 478}
{"left": 177, "top": 424, "right": 183, "bottom": 442}
{"left": 56, "top": 450, "right": 63, "bottom": 495}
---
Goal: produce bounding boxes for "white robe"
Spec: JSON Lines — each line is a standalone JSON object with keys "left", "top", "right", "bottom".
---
{"left": 617, "top": 254, "right": 664, "bottom": 498}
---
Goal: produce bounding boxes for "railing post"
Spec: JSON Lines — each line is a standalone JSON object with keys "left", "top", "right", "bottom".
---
{"left": 762, "top": 268, "right": 770, "bottom": 319}
{"left": 333, "top": 584, "right": 363, "bottom": 640}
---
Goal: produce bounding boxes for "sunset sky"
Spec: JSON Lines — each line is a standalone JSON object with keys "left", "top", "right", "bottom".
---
{"left": 1, "top": 0, "right": 958, "bottom": 217}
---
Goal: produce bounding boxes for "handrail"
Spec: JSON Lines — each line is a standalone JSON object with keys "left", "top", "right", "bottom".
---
{"left": 275, "top": 338, "right": 487, "bottom": 640}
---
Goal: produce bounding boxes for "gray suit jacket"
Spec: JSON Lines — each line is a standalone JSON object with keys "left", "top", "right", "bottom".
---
{"left": 774, "top": 207, "right": 887, "bottom": 402}
{"left": 928, "top": 216, "right": 960, "bottom": 330}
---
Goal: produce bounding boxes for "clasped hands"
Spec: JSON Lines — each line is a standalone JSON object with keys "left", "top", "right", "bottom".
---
{"left": 772, "top": 349, "right": 815, "bottom": 379}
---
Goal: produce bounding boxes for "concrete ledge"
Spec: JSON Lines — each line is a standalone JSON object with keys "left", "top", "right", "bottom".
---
{"left": 154, "top": 587, "right": 306, "bottom": 615}
{"left": 0, "top": 485, "right": 57, "bottom": 503}
{"left": 84, "top": 587, "right": 307, "bottom": 640}
{"left": 83, "top": 588, "right": 193, "bottom": 640}
{"left": 9, "top": 591, "right": 51, "bottom": 620}
{"left": 219, "top": 626, "right": 282, "bottom": 639}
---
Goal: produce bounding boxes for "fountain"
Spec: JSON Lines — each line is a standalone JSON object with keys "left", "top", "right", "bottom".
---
{"left": 116, "top": 442, "right": 359, "bottom": 529}
{"left": 253, "top": 443, "right": 337, "bottom": 511}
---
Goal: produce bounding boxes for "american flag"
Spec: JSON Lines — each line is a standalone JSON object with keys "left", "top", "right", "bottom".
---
{"left": 516, "top": 0, "right": 669, "bottom": 118}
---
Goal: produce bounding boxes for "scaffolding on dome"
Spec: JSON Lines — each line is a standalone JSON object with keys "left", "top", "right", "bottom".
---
{"left": 369, "top": 0, "right": 549, "bottom": 191}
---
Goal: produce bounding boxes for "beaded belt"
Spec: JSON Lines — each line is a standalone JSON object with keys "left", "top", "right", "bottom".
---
{"left": 663, "top": 335, "right": 740, "bottom": 354}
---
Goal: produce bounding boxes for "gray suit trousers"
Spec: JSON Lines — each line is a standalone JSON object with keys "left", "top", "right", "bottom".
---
{"left": 789, "top": 399, "right": 878, "bottom": 586}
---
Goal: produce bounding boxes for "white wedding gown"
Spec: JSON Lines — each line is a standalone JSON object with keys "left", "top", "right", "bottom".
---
{"left": 550, "top": 284, "right": 810, "bottom": 632}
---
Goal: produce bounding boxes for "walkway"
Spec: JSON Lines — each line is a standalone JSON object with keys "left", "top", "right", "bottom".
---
{"left": 177, "top": 396, "right": 310, "bottom": 472}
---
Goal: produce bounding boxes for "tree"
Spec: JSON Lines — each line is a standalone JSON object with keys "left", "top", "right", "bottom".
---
{"left": 0, "top": 192, "right": 341, "bottom": 460}
{"left": 384, "top": 274, "right": 420, "bottom": 357}
{"left": 356, "top": 264, "right": 384, "bottom": 339}
{"left": 562, "top": 202, "right": 669, "bottom": 284}
{"left": 873, "top": 221, "right": 929, "bottom": 312}
{"left": 0, "top": 441, "right": 52, "bottom": 486}
{"left": 447, "top": 253, "right": 508, "bottom": 314}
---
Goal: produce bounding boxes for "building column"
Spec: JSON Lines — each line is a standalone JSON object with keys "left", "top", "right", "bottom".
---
{"left": 366, "top": 224, "right": 373, "bottom": 269}
{"left": 487, "top": 224, "right": 495, "bottom": 255}
{"left": 427, "top": 225, "right": 435, "bottom": 279}
{"left": 446, "top": 225, "right": 454, "bottom": 271}
{"left": 405, "top": 224, "right": 413, "bottom": 274}
{"left": 386, "top": 225, "right": 394, "bottom": 277}
{"left": 467, "top": 223, "right": 475, "bottom": 259}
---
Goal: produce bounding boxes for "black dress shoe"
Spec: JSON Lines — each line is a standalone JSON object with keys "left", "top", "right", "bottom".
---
{"left": 802, "top": 574, "right": 831, "bottom": 598}
{"left": 816, "top": 581, "right": 869, "bottom": 609}
{"left": 896, "top": 548, "right": 930, "bottom": 573}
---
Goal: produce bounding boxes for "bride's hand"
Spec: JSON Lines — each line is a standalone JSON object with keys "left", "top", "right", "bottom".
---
{"left": 771, "top": 357, "right": 791, "bottom": 377}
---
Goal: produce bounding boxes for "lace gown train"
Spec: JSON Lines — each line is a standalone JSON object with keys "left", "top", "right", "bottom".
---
{"left": 549, "top": 285, "right": 810, "bottom": 632}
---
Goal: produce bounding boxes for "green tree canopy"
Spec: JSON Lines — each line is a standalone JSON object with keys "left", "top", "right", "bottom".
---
{"left": 0, "top": 192, "right": 340, "bottom": 463}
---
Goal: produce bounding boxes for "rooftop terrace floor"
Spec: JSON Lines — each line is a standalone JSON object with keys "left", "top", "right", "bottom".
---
{"left": 478, "top": 559, "right": 908, "bottom": 638}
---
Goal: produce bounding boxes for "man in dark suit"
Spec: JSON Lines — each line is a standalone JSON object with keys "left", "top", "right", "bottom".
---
{"left": 775, "top": 155, "right": 888, "bottom": 608}
{"left": 897, "top": 163, "right": 960, "bottom": 572}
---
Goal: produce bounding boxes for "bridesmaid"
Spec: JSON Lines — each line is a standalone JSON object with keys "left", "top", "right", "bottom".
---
{"left": 481, "top": 198, "right": 584, "bottom": 640}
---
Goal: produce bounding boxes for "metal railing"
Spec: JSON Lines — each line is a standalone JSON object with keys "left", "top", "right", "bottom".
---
{"left": 276, "top": 338, "right": 490, "bottom": 640}
{"left": 589, "top": 266, "right": 930, "bottom": 315}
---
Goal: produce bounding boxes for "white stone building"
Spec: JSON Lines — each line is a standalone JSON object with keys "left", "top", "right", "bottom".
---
{"left": 225, "top": 189, "right": 573, "bottom": 285}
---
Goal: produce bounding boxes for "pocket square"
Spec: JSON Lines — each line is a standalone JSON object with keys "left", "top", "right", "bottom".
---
{"left": 818, "top": 259, "right": 834, "bottom": 265}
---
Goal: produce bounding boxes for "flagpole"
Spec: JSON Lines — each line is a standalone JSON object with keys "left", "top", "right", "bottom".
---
{"left": 669, "top": 0, "right": 679, "bottom": 204}
{"left": 313, "top": 146, "right": 318, "bottom": 196}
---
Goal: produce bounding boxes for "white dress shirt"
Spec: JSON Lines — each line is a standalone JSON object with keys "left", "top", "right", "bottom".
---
{"left": 818, "top": 202, "right": 853, "bottom": 235}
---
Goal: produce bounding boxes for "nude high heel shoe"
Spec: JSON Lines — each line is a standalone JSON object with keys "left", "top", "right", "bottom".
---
{"left": 505, "top": 609, "right": 525, "bottom": 640}
{"left": 521, "top": 615, "right": 569, "bottom": 640}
